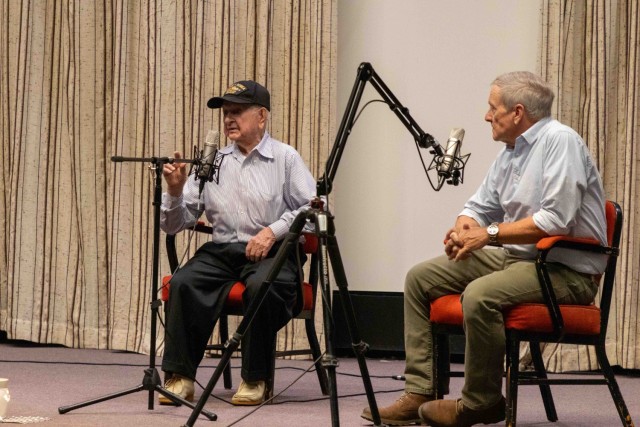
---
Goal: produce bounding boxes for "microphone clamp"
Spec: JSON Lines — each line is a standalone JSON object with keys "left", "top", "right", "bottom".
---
{"left": 190, "top": 145, "right": 225, "bottom": 186}
{"left": 427, "top": 151, "right": 471, "bottom": 190}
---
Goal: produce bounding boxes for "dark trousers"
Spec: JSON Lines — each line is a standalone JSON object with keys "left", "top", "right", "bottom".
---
{"left": 162, "top": 240, "right": 304, "bottom": 382}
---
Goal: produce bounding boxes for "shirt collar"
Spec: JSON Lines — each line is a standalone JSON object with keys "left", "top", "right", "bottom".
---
{"left": 219, "top": 132, "right": 274, "bottom": 159}
{"left": 516, "top": 116, "right": 553, "bottom": 146}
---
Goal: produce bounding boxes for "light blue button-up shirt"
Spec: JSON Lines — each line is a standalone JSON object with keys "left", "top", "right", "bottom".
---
{"left": 460, "top": 118, "right": 607, "bottom": 274}
{"left": 161, "top": 132, "right": 316, "bottom": 242}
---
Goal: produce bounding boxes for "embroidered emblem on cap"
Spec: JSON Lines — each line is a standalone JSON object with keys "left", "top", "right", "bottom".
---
{"left": 225, "top": 83, "right": 247, "bottom": 95}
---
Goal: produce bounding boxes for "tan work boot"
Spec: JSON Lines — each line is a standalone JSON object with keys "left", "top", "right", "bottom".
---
{"left": 418, "top": 397, "right": 506, "bottom": 427}
{"left": 158, "top": 374, "right": 195, "bottom": 405}
{"left": 231, "top": 380, "right": 268, "bottom": 406}
{"left": 361, "top": 391, "right": 433, "bottom": 425}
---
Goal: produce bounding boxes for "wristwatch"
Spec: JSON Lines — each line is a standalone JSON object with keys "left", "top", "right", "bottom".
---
{"left": 487, "top": 222, "right": 500, "bottom": 244}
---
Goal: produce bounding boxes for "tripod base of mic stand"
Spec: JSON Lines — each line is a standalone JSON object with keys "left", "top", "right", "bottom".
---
{"left": 58, "top": 367, "right": 217, "bottom": 421}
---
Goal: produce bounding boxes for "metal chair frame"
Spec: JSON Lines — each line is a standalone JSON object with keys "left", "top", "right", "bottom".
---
{"left": 431, "top": 201, "right": 634, "bottom": 426}
{"left": 164, "top": 222, "right": 329, "bottom": 396}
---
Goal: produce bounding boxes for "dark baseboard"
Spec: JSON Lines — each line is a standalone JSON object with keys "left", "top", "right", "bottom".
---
{"left": 331, "top": 290, "right": 405, "bottom": 358}
{"left": 331, "top": 290, "right": 465, "bottom": 360}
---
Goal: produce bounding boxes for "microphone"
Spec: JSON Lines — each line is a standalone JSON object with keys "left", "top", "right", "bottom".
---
{"left": 437, "top": 128, "right": 465, "bottom": 179}
{"left": 197, "top": 130, "right": 220, "bottom": 194}
{"left": 198, "top": 130, "right": 219, "bottom": 182}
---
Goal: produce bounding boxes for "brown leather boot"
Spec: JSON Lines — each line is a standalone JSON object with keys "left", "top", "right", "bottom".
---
{"left": 361, "top": 392, "right": 433, "bottom": 426}
{"left": 418, "top": 397, "right": 505, "bottom": 427}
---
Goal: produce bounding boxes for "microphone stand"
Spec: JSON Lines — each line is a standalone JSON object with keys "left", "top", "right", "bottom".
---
{"left": 318, "top": 62, "right": 444, "bottom": 195}
{"left": 183, "top": 62, "right": 466, "bottom": 426}
{"left": 58, "top": 155, "right": 217, "bottom": 421}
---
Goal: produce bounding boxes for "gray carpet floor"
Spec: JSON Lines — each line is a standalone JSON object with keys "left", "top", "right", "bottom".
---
{"left": 0, "top": 340, "right": 638, "bottom": 426}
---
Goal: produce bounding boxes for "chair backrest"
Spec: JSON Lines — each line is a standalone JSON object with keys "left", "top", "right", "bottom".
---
{"left": 598, "top": 200, "right": 623, "bottom": 336}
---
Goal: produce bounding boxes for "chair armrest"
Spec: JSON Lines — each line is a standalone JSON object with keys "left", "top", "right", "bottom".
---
{"left": 166, "top": 221, "right": 214, "bottom": 272}
{"left": 536, "top": 235, "right": 616, "bottom": 256}
{"left": 534, "top": 235, "right": 608, "bottom": 339}
{"left": 166, "top": 234, "right": 179, "bottom": 272}
{"left": 536, "top": 235, "right": 599, "bottom": 250}
{"left": 194, "top": 221, "right": 213, "bottom": 234}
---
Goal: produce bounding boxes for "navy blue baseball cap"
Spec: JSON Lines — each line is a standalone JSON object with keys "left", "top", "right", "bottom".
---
{"left": 207, "top": 80, "right": 271, "bottom": 111}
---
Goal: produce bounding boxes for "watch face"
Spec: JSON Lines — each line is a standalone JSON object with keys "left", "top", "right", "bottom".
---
{"left": 488, "top": 224, "right": 499, "bottom": 236}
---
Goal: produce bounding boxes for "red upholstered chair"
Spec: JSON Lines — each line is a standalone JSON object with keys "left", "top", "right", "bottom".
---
{"left": 162, "top": 222, "right": 328, "bottom": 396}
{"left": 429, "top": 200, "right": 634, "bottom": 426}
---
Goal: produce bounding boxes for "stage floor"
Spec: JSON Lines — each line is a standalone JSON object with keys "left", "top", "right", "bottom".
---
{"left": 1, "top": 339, "right": 638, "bottom": 426}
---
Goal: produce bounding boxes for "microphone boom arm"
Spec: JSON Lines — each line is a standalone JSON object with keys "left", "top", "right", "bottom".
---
{"left": 317, "top": 62, "right": 445, "bottom": 196}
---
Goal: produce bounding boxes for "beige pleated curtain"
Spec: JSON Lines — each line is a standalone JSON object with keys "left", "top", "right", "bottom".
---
{"left": 536, "top": 0, "right": 640, "bottom": 370}
{"left": 0, "top": 0, "right": 337, "bottom": 355}
{"left": 2, "top": 0, "right": 640, "bottom": 372}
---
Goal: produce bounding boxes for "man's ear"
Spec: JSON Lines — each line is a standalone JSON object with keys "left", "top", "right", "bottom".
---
{"left": 513, "top": 103, "right": 525, "bottom": 125}
{"left": 258, "top": 107, "right": 268, "bottom": 127}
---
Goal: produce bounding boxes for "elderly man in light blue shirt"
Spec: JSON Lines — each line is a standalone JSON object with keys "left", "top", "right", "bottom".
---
{"left": 362, "top": 72, "right": 607, "bottom": 427}
{"left": 159, "top": 80, "right": 316, "bottom": 407}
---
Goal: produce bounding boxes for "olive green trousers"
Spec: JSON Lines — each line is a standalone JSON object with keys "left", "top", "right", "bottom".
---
{"left": 403, "top": 248, "right": 597, "bottom": 410}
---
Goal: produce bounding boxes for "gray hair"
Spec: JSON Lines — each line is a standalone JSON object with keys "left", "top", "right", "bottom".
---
{"left": 491, "top": 71, "right": 554, "bottom": 120}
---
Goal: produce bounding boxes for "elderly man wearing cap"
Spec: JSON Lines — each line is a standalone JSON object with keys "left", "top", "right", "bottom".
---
{"left": 159, "top": 80, "right": 316, "bottom": 406}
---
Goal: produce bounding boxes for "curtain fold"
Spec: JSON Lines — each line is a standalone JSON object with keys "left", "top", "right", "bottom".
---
{"left": 0, "top": 0, "right": 337, "bottom": 356}
{"left": 4, "top": 0, "right": 637, "bottom": 371}
{"left": 537, "top": 0, "right": 639, "bottom": 371}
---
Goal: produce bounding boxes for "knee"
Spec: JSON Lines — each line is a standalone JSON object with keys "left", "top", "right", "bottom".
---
{"left": 243, "top": 278, "right": 279, "bottom": 305}
{"left": 404, "top": 261, "right": 437, "bottom": 298}
{"left": 460, "top": 284, "right": 496, "bottom": 319}
{"left": 167, "top": 273, "right": 190, "bottom": 300}
{"left": 242, "top": 279, "right": 259, "bottom": 302}
{"left": 404, "top": 263, "right": 424, "bottom": 292}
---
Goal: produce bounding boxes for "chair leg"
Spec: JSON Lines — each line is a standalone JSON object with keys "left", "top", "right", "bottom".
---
{"left": 529, "top": 342, "right": 558, "bottom": 422}
{"left": 305, "top": 317, "right": 329, "bottom": 395}
{"left": 432, "top": 331, "right": 450, "bottom": 398}
{"left": 595, "top": 344, "right": 634, "bottom": 426}
{"left": 505, "top": 336, "right": 520, "bottom": 427}
{"left": 268, "top": 340, "right": 277, "bottom": 402}
{"left": 219, "top": 315, "right": 233, "bottom": 390}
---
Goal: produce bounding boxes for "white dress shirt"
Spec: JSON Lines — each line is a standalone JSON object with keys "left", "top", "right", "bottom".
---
{"left": 460, "top": 117, "right": 607, "bottom": 274}
{"left": 161, "top": 132, "right": 316, "bottom": 242}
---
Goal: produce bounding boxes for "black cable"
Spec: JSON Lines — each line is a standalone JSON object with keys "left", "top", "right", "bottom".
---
{"left": 352, "top": 99, "right": 388, "bottom": 127}
{"left": 0, "top": 359, "right": 162, "bottom": 367}
{"left": 0, "top": 357, "right": 405, "bottom": 381}
{"left": 222, "top": 351, "right": 326, "bottom": 426}
{"left": 0, "top": 357, "right": 235, "bottom": 369}
{"left": 267, "top": 388, "right": 404, "bottom": 405}
{"left": 322, "top": 99, "right": 387, "bottom": 211}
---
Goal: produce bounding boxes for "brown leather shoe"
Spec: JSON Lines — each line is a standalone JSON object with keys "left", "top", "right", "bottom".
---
{"left": 418, "top": 397, "right": 505, "bottom": 427}
{"left": 361, "top": 392, "right": 433, "bottom": 426}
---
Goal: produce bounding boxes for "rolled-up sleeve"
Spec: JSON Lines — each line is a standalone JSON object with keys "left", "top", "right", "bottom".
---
{"left": 460, "top": 159, "right": 504, "bottom": 227}
{"left": 532, "top": 131, "right": 587, "bottom": 235}
{"left": 160, "top": 179, "right": 203, "bottom": 235}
